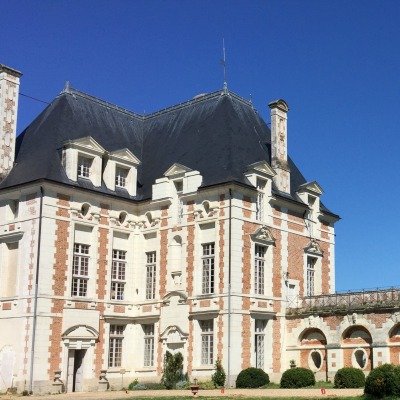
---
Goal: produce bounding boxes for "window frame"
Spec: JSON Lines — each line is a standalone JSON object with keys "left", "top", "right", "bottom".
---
{"left": 71, "top": 243, "right": 90, "bottom": 297}
{"left": 145, "top": 251, "right": 157, "bottom": 300}
{"left": 111, "top": 249, "right": 126, "bottom": 301}
{"left": 306, "top": 256, "right": 316, "bottom": 297}
{"left": 77, "top": 155, "right": 93, "bottom": 179}
{"left": 108, "top": 324, "right": 124, "bottom": 368}
{"left": 201, "top": 242, "right": 215, "bottom": 295}
{"left": 143, "top": 324, "right": 155, "bottom": 367}
{"left": 255, "top": 319, "right": 266, "bottom": 369}
{"left": 200, "top": 319, "right": 214, "bottom": 365}
{"left": 115, "top": 166, "right": 129, "bottom": 188}
{"left": 254, "top": 244, "right": 266, "bottom": 295}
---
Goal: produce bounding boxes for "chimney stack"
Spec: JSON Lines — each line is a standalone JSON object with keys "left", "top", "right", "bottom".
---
{"left": 268, "top": 99, "right": 290, "bottom": 193}
{"left": 0, "top": 64, "right": 22, "bottom": 180}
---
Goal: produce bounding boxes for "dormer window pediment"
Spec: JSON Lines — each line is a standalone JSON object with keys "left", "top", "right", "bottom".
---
{"left": 153, "top": 163, "right": 202, "bottom": 200}
{"left": 63, "top": 136, "right": 106, "bottom": 187}
{"left": 103, "top": 148, "right": 140, "bottom": 196}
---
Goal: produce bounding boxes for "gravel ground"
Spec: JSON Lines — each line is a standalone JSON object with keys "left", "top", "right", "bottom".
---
{"left": 0, "top": 388, "right": 364, "bottom": 399}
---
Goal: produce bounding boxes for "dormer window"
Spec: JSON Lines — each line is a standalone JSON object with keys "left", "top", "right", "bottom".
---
{"left": 77, "top": 155, "right": 93, "bottom": 179}
{"left": 63, "top": 136, "right": 106, "bottom": 187}
{"left": 115, "top": 166, "right": 128, "bottom": 188}
{"left": 103, "top": 148, "right": 140, "bottom": 196}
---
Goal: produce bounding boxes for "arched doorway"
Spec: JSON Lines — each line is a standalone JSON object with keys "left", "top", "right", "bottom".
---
{"left": 62, "top": 325, "right": 98, "bottom": 392}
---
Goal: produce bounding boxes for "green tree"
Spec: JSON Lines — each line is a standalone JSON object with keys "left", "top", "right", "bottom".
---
{"left": 212, "top": 358, "right": 226, "bottom": 387}
{"left": 161, "top": 351, "right": 184, "bottom": 389}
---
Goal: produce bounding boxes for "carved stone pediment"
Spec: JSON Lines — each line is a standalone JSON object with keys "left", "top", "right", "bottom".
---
{"left": 162, "top": 291, "right": 188, "bottom": 306}
{"left": 251, "top": 225, "right": 275, "bottom": 245}
{"left": 246, "top": 161, "right": 276, "bottom": 179}
{"left": 304, "top": 239, "right": 323, "bottom": 256}
{"left": 297, "top": 181, "right": 324, "bottom": 196}
{"left": 160, "top": 325, "right": 188, "bottom": 344}
{"left": 164, "top": 163, "right": 192, "bottom": 177}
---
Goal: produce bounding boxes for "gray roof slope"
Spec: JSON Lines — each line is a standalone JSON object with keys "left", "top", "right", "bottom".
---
{"left": 1, "top": 87, "right": 337, "bottom": 216}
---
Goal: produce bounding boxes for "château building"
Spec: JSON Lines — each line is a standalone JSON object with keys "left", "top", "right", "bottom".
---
{"left": 0, "top": 63, "right": 399, "bottom": 394}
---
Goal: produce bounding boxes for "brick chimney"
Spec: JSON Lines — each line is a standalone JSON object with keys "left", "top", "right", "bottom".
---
{"left": 268, "top": 99, "right": 290, "bottom": 193}
{"left": 0, "top": 64, "right": 22, "bottom": 180}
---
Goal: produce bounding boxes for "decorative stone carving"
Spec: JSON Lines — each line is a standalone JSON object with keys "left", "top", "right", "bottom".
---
{"left": 251, "top": 225, "right": 275, "bottom": 245}
{"left": 304, "top": 239, "right": 323, "bottom": 256}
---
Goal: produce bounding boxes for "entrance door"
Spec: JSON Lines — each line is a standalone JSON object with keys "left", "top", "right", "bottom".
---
{"left": 66, "top": 349, "right": 86, "bottom": 392}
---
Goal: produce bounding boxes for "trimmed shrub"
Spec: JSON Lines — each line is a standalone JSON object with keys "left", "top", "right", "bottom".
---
{"left": 236, "top": 367, "right": 270, "bottom": 388}
{"left": 280, "top": 367, "right": 315, "bottom": 388}
{"left": 334, "top": 367, "right": 365, "bottom": 388}
{"left": 175, "top": 380, "right": 190, "bottom": 389}
{"left": 161, "top": 351, "right": 185, "bottom": 389}
{"left": 365, "top": 363, "right": 400, "bottom": 398}
{"left": 130, "top": 383, "right": 147, "bottom": 390}
{"left": 198, "top": 380, "right": 216, "bottom": 390}
{"left": 212, "top": 358, "right": 226, "bottom": 388}
{"left": 128, "top": 379, "right": 139, "bottom": 390}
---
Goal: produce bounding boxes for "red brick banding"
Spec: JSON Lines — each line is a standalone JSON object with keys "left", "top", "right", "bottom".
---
{"left": 94, "top": 204, "right": 109, "bottom": 376}
{"left": 48, "top": 194, "right": 70, "bottom": 377}
{"left": 159, "top": 205, "right": 169, "bottom": 299}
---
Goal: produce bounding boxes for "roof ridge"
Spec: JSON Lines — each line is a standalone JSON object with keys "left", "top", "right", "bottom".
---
{"left": 144, "top": 89, "right": 256, "bottom": 119}
{"left": 59, "top": 85, "right": 256, "bottom": 121}
{"left": 60, "top": 86, "right": 144, "bottom": 120}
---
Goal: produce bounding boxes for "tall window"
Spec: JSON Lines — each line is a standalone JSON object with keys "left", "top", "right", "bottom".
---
{"left": 111, "top": 250, "right": 126, "bottom": 300}
{"left": 108, "top": 324, "right": 124, "bottom": 367}
{"left": 177, "top": 199, "right": 184, "bottom": 224}
{"left": 254, "top": 245, "right": 266, "bottom": 295}
{"left": 143, "top": 324, "right": 155, "bottom": 367}
{"left": 255, "top": 320, "right": 266, "bottom": 369}
{"left": 202, "top": 243, "right": 215, "bottom": 294}
{"left": 256, "top": 179, "right": 266, "bottom": 221}
{"left": 77, "top": 156, "right": 92, "bottom": 178}
{"left": 146, "top": 251, "right": 157, "bottom": 300}
{"left": 72, "top": 243, "right": 89, "bottom": 297}
{"left": 200, "top": 320, "right": 214, "bottom": 365}
{"left": 115, "top": 167, "right": 128, "bottom": 188}
{"left": 306, "top": 256, "right": 316, "bottom": 297}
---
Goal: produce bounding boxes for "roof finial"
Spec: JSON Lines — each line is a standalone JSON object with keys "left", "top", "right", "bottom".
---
{"left": 62, "top": 80, "right": 71, "bottom": 94}
{"left": 221, "top": 38, "right": 228, "bottom": 93}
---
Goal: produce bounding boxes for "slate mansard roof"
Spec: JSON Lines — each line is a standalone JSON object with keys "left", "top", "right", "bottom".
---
{"left": 1, "top": 86, "right": 337, "bottom": 217}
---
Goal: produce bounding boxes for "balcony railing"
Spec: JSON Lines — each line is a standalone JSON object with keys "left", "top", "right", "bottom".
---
{"left": 287, "top": 286, "right": 400, "bottom": 315}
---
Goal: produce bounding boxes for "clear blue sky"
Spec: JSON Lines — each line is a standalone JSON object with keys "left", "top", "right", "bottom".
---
{"left": 1, "top": 0, "right": 399, "bottom": 291}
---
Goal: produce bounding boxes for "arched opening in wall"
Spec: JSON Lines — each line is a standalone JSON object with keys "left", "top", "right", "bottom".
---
{"left": 342, "top": 326, "right": 372, "bottom": 345}
{"left": 310, "top": 350, "right": 322, "bottom": 370}
{"left": 170, "top": 235, "right": 183, "bottom": 288}
{"left": 353, "top": 348, "right": 367, "bottom": 369}
{"left": 81, "top": 203, "right": 90, "bottom": 217}
{"left": 145, "top": 212, "right": 153, "bottom": 226}
{"left": 342, "top": 326, "right": 372, "bottom": 370}
{"left": 388, "top": 324, "right": 400, "bottom": 364}
{"left": 298, "top": 328, "right": 327, "bottom": 375}
{"left": 202, "top": 201, "right": 210, "bottom": 216}
{"left": 119, "top": 211, "right": 128, "bottom": 225}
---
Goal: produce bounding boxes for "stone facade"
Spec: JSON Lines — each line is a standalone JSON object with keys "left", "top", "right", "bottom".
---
{"left": 0, "top": 63, "right": 396, "bottom": 395}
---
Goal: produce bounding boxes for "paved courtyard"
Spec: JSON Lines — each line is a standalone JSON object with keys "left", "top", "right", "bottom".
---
{"left": 0, "top": 388, "right": 364, "bottom": 399}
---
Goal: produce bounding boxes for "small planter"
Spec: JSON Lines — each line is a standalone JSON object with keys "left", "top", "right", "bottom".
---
{"left": 190, "top": 378, "right": 199, "bottom": 396}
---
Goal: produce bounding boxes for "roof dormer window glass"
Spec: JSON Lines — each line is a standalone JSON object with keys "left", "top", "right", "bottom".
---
{"left": 77, "top": 155, "right": 93, "bottom": 179}
{"left": 174, "top": 180, "right": 183, "bottom": 194}
{"left": 115, "top": 166, "right": 128, "bottom": 188}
